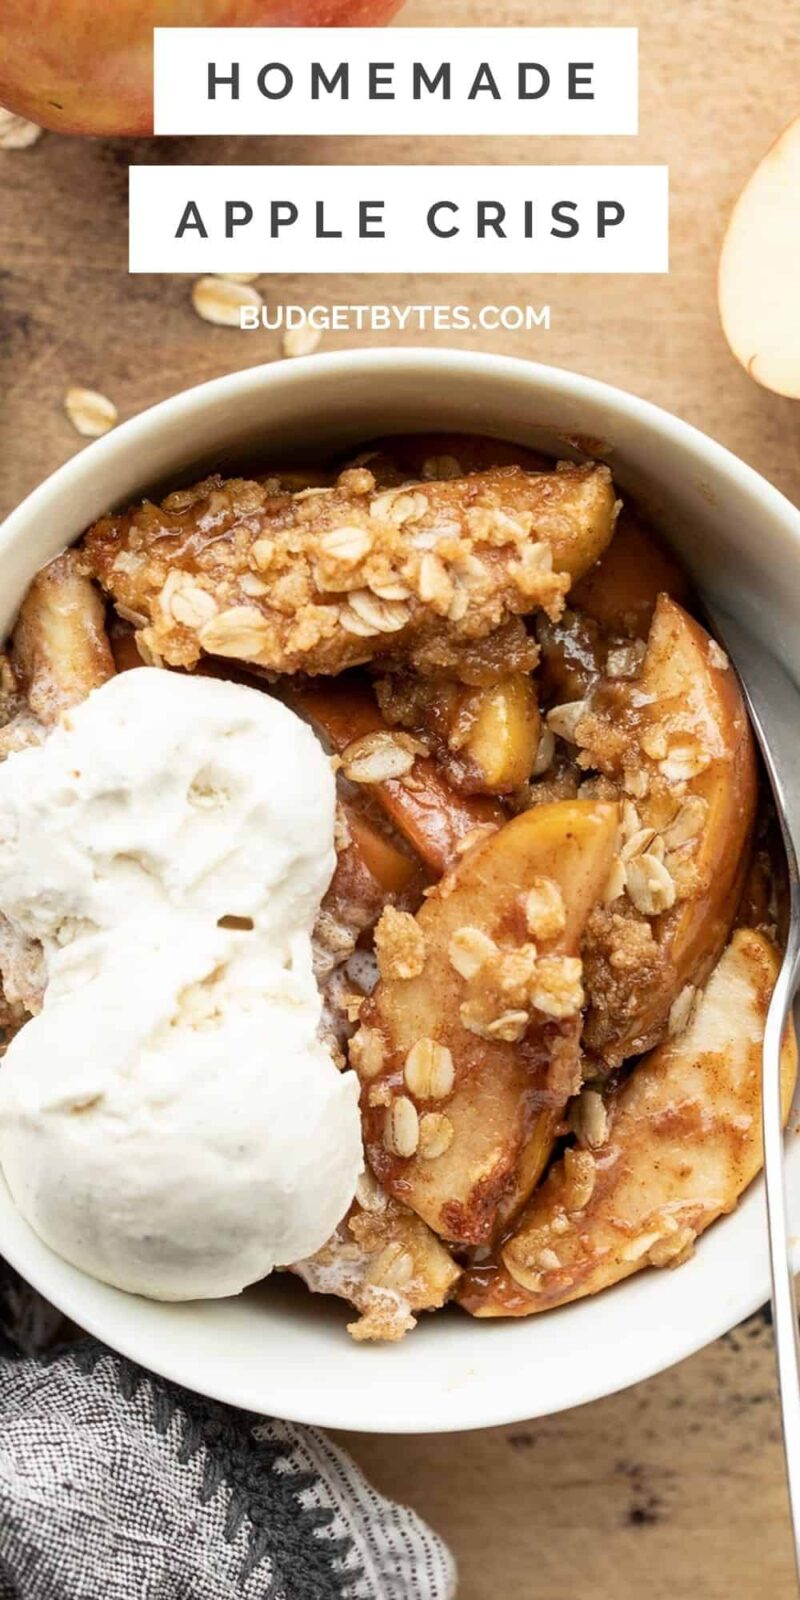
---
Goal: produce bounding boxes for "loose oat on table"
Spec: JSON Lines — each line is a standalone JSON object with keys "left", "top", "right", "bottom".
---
{"left": 0, "top": 109, "right": 42, "bottom": 148}
{"left": 282, "top": 324, "right": 322, "bottom": 358}
{"left": 64, "top": 387, "right": 118, "bottom": 439}
{"left": 191, "top": 276, "right": 263, "bottom": 326}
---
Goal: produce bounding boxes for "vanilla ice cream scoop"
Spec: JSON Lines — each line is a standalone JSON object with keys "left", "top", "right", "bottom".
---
{"left": 0, "top": 916, "right": 362, "bottom": 1299}
{"left": 0, "top": 668, "right": 336, "bottom": 969}
{"left": 0, "top": 667, "right": 363, "bottom": 1301}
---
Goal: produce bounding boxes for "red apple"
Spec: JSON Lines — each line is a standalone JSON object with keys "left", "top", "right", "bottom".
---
{"left": 0, "top": 0, "right": 404, "bottom": 137}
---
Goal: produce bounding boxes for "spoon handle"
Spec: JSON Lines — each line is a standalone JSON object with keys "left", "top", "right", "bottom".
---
{"left": 763, "top": 947, "right": 800, "bottom": 1584}
{"left": 703, "top": 602, "right": 800, "bottom": 1583}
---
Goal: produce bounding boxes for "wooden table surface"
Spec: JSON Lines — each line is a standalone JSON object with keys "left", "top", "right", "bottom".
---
{"left": 2, "top": 0, "right": 800, "bottom": 1592}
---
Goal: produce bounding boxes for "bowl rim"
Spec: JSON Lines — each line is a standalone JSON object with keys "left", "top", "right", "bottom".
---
{"left": 3, "top": 347, "right": 800, "bottom": 545}
{"left": 0, "top": 1193, "right": 790, "bottom": 1434}
{"left": 2, "top": 345, "right": 799, "bottom": 1433}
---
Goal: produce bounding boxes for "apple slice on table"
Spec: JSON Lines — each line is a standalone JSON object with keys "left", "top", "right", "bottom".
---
{"left": 461, "top": 928, "right": 797, "bottom": 1318}
{"left": 579, "top": 595, "right": 758, "bottom": 1067}
{"left": 289, "top": 676, "right": 504, "bottom": 875}
{"left": 718, "top": 116, "right": 800, "bottom": 398}
{"left": 351, "top": 800, "right": 618, "bottom": 1246}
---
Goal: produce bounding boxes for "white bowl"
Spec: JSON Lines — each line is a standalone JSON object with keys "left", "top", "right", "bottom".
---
{"left": 1, "top": 349, "right": 800, "bottom": 1434}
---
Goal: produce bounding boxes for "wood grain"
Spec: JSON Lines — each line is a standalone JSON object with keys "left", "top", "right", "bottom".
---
{"left": 335, "top": 1314, "right": 796, "bottom": 1600}
{"left": 1, "top": 0, "right": 799, "bottom": 1592}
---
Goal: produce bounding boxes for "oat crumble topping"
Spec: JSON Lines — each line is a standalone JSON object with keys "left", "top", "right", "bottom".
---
{"left": 0, "top": 431, "right": 770, "bottom": 1339}
{"left": 80, "top": 463, "right": 616, "bottom": 678}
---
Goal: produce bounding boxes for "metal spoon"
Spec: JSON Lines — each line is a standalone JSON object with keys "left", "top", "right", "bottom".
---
{"left": 704, "top": 602, "right": 800, "bottom": 1583}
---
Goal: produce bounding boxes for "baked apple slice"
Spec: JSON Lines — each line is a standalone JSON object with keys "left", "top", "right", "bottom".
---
{"left": 536, "top": 518, "right": 690, "bottom": 713}
{"left": 351, "top": 800, "right": 618, "bottom": 1245}
{"left": 12, "top": 551, "right": 115, "bottom": 723}
{"left": 375, "top": 661, "right": 542, "bottom": 797}
{"left": 294, "top": 1178, "right": 460, "bottom": 1342}
{"left": 578, "top": 595, "right": 758, "bottom": 1066}
{"left": 82, "top": 461, "right": 618, "bottom": 678}
{"left": 461, "top": 928, "right": 797, "bottom": 1317}
{"left": 569, "top": 510, "right": 689, "bottom": 639}
{"left": 290, "top": 676, "right": 504, "bottom": 873}
{"left": 341, "top": 804, "right": 422, "bottom": 899}
{"left": 315, "top": 800, "right": 424, "bottom": 979}
{"left": 462, "top": 673, "right": 541, "bottom": 792}
{"left": 351, "top": 432, "right": 551, "bottom": 485}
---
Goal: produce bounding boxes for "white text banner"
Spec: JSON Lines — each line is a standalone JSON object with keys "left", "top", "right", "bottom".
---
{"left": 153, "top": 28, "right": 638, "bottom": 137}
{"left": 129, "top": 164, "right": 668, "bottom": 276}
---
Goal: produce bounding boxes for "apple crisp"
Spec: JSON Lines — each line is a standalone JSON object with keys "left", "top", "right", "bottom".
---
{"left": 0, "top": 429, "right": 789, "bottom": 1341}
